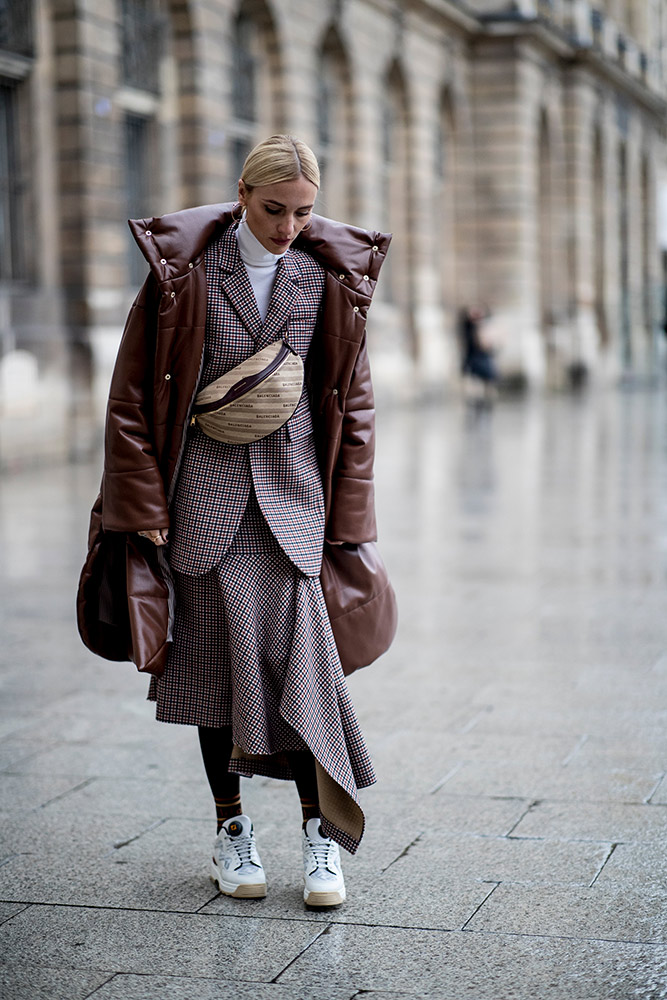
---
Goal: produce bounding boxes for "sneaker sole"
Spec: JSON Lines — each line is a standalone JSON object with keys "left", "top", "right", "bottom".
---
{"left": 304, "top": 888, "right": 346, "bottom": 907}
{"left": 210, "top": 861, "right": 267, "bottom": 899}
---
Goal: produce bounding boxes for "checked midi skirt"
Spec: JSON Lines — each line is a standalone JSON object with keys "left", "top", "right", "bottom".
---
{"left": 148, "top": 489, "right": 376, "bottom": 854}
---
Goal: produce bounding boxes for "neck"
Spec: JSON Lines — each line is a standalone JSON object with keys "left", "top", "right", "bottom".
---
{"left": 236, "top": 213, "right": 286, "bottom": 267}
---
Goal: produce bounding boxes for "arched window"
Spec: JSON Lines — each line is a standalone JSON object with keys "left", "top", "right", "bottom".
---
{"left": 120, "top": 0, "right": 165, "bottom": 95}
{"left": 436, "top": 89, "right": 457, "bottom": 312}
{"left": 230, "top": 11, "right": 257, "bottom": 183}
{"left": 640, "top": 155, "right": 652, "bottom": 338}
{"left": 0, "top": 0, "right": 34, "bottom": 283}
{"left": 618, "top": 142, "right": 631, "bottom": 365}
{"left": 592, "top": 127, "right": 609, "bottom": 348}
{"left": 118, "top": 0, "right": 168, "bottom": 285}
{"left": 316, "top": 27, "right": 352, "bottom": 219}
{"left": 380, "top": 62, "right": 414, "bottom": 356}
{"left": 227, "top": 1, "right": 283, "bottom": 189}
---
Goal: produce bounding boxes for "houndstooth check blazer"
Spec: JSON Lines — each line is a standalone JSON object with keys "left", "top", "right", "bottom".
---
{"left": 168, "top": 223, "right": 327, "bottom": 578}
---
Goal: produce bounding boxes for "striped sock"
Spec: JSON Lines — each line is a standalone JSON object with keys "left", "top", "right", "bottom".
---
{"left": 286, "top": 751, "right": 320, "bottom": 828}
{"left": 215, "top": 792, "right": 243, "bottom": 833}
{"left": 298, "top": 796, "right": 320, "bottom": 826}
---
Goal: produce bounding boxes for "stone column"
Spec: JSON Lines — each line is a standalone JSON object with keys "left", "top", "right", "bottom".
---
{"left": 562, "top": 69, "right": 600, "bottom": 378}
{"left": 182, "top": 0, "right": 230, "bottom": 205}
{"left": 52, "top": 0, "right": 125, "bottom": 442}
{"left": 469, "top": 37, "right": 545, "bottom": 385}
{"left": 404, "top": 36, "right": 451, "bottom": 390}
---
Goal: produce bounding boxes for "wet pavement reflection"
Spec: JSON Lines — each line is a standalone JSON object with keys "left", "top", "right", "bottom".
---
{"left": 1, "top": 386, "right": 666, "bottom": 998}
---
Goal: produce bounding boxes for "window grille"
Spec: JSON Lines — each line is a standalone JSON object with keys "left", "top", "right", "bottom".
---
{"left": 229, "top": 12, "right": 258, "bottom": 188}
{"left": 0, "top": 79, "right": 26, "bottom": 281}
{"left": 0, "top": 0, "right": 34, "bottom": 57}
{"left": 317, "top": 71, "right": 332, "bottom": 150}
{"left": 232, "top": 13, "right": 256, "bottom": 124}
{"left": 121, "top": 0, "right": 165, "bottom": 95}
{"left": 125, "top": 112, "right": 152, "bottom": 285}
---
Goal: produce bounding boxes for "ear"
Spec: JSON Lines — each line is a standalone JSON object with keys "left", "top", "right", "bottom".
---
{"left": 238, "top": 179, "right": 246, "bottom": 206}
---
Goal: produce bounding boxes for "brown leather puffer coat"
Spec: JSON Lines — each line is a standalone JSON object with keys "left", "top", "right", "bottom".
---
{"left": 77, "top": 203, "right": 396, "bottom": 676}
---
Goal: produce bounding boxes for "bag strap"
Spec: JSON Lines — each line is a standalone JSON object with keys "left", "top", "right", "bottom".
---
{"left": 192, "top": 341, "right": 295, "bottom": 415}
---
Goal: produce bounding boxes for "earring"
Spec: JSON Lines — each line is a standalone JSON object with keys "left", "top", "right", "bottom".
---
{"left": 231, "top": 203, "right": 244, "bottom": 222}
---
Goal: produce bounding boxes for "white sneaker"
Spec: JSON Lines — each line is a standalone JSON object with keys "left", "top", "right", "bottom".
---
{"left": 210, "top": 814, "right": 267, "bottom": 898}
{"left": 302, "top": 817, "right": 346, "bottom": 907}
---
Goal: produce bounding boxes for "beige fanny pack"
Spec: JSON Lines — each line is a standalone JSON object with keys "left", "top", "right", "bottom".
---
{"left": 190, "top": 340, "right": 304, "bottom": 444}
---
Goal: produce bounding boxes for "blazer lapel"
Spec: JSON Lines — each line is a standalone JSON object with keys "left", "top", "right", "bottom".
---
{"left": 256, "top": 251, "right": 301, "bottom": 349}
{"left": 216, "top": 227, "right": 263, "bottom": 340}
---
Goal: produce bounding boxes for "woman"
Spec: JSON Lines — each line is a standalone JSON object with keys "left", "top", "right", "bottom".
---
{"left": 78, "top": 135, "right": 394, "bottom": 908}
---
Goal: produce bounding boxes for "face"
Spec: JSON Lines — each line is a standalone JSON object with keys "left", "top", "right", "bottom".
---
{"left": 238, "top": 175, "right": 317, "bottom": 253}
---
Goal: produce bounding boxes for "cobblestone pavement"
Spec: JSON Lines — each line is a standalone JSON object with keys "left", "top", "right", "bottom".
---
{"left": 1, "top": 387, "right": 667, "bottom": 1000}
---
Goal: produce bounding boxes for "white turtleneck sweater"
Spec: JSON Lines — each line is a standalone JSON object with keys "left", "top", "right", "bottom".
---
{"left": 235, "top": 214, "right": 287, "bottom": 323}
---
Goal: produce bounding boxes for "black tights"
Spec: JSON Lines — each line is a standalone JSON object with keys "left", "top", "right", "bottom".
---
{"left": 198, "top": 725, "right": 320, "bottom": 831}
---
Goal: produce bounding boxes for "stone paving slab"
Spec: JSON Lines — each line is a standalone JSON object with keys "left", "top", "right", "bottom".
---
{"left": 594, "top": 842, "right": 667, "bottom": 892}
{"left": 0, "top": 824, "right": 219, "bottom": 912}
{"left": 83, "top": 974, "right": 358, "bottom": 1000}
{"left": 408, "top": 791, "right": 530, "bottom": 837}
{"left": 510, "top": 800, "right": 667, "bottom": 843}
{"left": 0, "top": 901, "right": 27, "bottom": 924}
{"left": 0, "top": 904, "right": 323, "bottom": 981}
{"left": 0, "top": 772, "right": 91, "bottom": 815}
{"left": 653, "top": 777, "right": 667, "bottom": 805}
{"left": 0, "top": 740, "right": 47, "bottom": 772}
{"left": 465, "top": 883, "right": 667, "bottom": 943}
{"left": 439, "top": 730, "right": 583, "bottom": 765}
{"left": 202, "top": 854, "right": 491, "bottom": 931}
{"left": 381, "top": 827, "right": 610, "bottom": 887}
{"left": 439, "top": 758, "right": 662, "bottom": 803}
{"left": 467, "top": 704, "right": 667, "bottom": 745}
{"left": 0, "top": 801, "right": 164, "bottom": 860}
{"left": 276, "top": 923, "right": 667, "bottom": 998}
{"left": 0, "top": 965, "right": 112, "bottom": 1000}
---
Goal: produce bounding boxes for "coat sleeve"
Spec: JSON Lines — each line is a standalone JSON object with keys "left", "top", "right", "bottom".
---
{"left": 326, "top": 333, "right": 378, "bottom": 544}
{"left": 101, "top": 275, "right": 170, "bottom": 533}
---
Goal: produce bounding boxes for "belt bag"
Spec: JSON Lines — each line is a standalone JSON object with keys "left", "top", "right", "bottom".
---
{"left": 191, "top": 340, "right": 304, "bottom": 444}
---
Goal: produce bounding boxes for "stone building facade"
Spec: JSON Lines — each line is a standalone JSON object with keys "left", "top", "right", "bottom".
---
{"left": 0, "top": 0, "right": 666, "bottom": 466}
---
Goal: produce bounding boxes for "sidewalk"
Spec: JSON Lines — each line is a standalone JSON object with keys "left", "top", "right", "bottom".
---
{"left": 1, "top": 388, "right": 666, "bottom": 1000}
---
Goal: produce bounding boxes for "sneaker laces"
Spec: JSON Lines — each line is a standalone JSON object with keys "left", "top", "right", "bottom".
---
{"left": 229, "top": 833, "right": 261, "bottom": 871}
{"left": 306, "top": 837, "right": 337, "bottom": 877}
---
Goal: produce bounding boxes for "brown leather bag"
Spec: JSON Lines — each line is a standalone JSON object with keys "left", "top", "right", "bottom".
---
{"left": 320, "top": 541, "right": 398, "bottom": 676}
{"left": 78, "top": 500, "right": 398, "bottom": 679}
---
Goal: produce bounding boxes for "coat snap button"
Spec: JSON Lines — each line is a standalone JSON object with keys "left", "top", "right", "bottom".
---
{"left": 188, "top": 262, "right": 194, "bottom": 269}
{"left": 164, "top": 374, "right": 171, "bottom": 380}
{"left": 145, "top": 230, "right": 152, "bottom": 236}
{"left": 372, "top": 245, "right": 378, "bottom": 252}
{"left": 363, "top": 274, "right": 369, "bottom": 281}
{"left": 160, "top": 258, "right": 167, "bottom": 265}
{"left": 353, "top": 306, "right": 359, "bottom": 313}
{"left": 170, "top": 291, "right": 175, "bottom": 298}
{"left": 332, "top": 388, "right": 338, "bottom": 395}
{"left": 339, "top": 273, "right": 345, "bottom": 280}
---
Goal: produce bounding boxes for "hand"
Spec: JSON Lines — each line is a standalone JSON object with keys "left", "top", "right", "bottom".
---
{"left": 137, "top": 528, "right": 169, "bottom": 546}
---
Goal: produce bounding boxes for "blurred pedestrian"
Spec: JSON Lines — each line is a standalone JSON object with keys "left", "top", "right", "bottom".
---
{"left": 458, "top": 304, "right": 498, "bottom": 404}
{"left": 78, "top": 135, "right": 397, "bottom": 908}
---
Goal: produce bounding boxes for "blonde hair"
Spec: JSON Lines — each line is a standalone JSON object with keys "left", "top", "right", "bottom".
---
{"left": 241, "top": 134, "right": 320, "bottom": 190}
